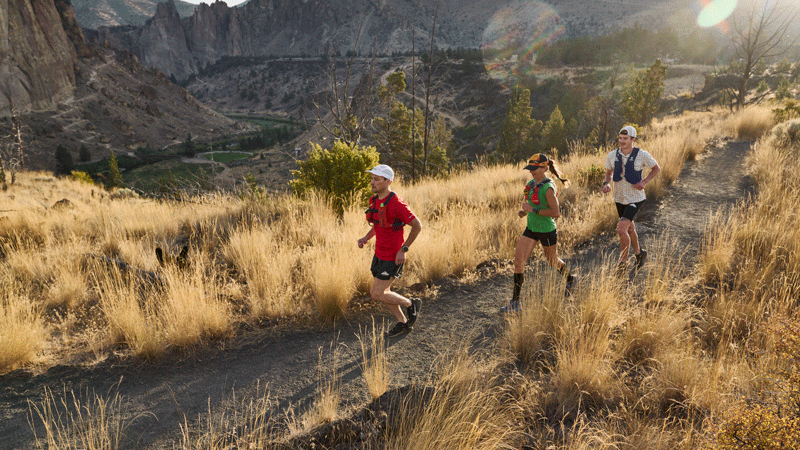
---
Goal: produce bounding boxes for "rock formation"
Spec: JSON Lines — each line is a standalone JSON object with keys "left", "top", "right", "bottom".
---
{"left": 1, "top": 0, "right": 79, "bottom": 116}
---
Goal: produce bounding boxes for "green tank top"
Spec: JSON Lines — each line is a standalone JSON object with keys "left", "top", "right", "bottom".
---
{"left": 525, "top": 178, "right": 557, "bottom": 233}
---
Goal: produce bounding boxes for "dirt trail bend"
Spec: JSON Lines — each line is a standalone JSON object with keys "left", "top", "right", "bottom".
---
{"left": 0, "top": 139, "right": 754, "bottom": 450}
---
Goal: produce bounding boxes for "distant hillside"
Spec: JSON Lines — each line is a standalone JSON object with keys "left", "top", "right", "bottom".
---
{"left": 71, "top": 0, "right": 197, "bottom": 28}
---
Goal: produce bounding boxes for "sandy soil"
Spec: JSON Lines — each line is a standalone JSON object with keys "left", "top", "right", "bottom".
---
{"left": 0, "top": 137, "right": 754, "bottom": 449}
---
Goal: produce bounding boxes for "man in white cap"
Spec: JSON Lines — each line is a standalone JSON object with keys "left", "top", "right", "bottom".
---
{"left": 358, "top": 164, "right": 423, "bottom": 337}
{"left": 601, "top": 126, "right": 661, "bottom": 276}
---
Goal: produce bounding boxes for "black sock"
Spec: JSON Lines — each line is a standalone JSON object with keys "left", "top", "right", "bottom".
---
{"left": 513, "top": 272, "right": 524, "bottom": 302}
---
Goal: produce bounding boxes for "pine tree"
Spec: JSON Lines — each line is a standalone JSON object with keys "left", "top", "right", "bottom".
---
{"left": 621, "top": 59, "right": 667, "bottom": 128}
{"left": 374, "top": 72, "right": 450, "bottom": 177}
{"left": 55, "top": 144, "right": 73, "bottom": 175}
{"left": 183, "top": 133, "right": 195, "bottom": 157}
{"left": 541, "top": 105, "right": 567, "bottom": 157}
{"left": 497, "top": 88, "right": 542, "bottom": 161}
{"left": 79, "top": 145, "right": 91, "bottom": 163}
{"left": 107, "top": 150, "right": 122, "bottom": 189}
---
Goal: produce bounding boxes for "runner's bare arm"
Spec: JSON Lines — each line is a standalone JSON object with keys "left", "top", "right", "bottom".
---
{"left": 357, "top": 226, "right": 375, "bottom": 248}
{"left": 395, "top": 218, "right": 422, "bottom": 264}
{"left": 602, "top": 168, "right": 613, "bottom": 193}
{"left": 536, "top": 189, "right": 560, "bottom": 219}
{"left": 634, "top": 164, "right": 661, "bottom": 190}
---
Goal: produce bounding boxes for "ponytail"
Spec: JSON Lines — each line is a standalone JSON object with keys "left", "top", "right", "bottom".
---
{"left": 547, "top": 160, "right": 570, "bottom": 188}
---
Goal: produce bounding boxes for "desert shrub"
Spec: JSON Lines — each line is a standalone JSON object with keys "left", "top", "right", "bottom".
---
{"left": 773, "top": 100, "right": 800, "bottom": 124}
{"left": 708, "top": 318, "right": 800, "bottom": 449}
{"left": 290, "top": 141, "right": 379, "bottom": 216}
{"left": 574, "top": 164, "right": 605, "bottom": 188}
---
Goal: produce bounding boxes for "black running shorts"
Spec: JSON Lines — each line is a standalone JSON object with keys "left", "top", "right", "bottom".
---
{"left": 371, "top": 255, "right": 404, "bottom": 280}
{"left": 616, "top": 200, "right": 646, "bottom": 221}
{"left": 522, "top": 228, "right": 558, "bottom": 247}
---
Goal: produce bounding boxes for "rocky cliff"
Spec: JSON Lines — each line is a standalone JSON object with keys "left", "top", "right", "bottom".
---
{"left": 1, "top": 0, "right": 246, "bottom": 171}
{"left": 91, "top": 0, "right": 695, "bottom": 81}
{"left": 70, "top": 0, "right": 196, "bottom": 28}
{"left": 1, "top": 0, "right": 79, "bottom": 117}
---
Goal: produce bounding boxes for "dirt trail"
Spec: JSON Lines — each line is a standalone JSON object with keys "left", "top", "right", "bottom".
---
{"left": 0, "top": 139, "right": 754, "bottom": 449}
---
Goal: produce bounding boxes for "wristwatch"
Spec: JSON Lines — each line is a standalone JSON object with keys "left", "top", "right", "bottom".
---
{"left": 401, "top": 245, "right": 410, "bottom": 252}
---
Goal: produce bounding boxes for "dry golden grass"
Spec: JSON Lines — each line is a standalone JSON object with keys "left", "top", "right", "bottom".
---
{"left": 28, "top": 387, "right": 146, "bottom": 450}
{"left": 358, "top": 320, "right": 389, "bottom": 400}
{"left": 724, "top": 104, "right": 775, "bottom": 140}
{"left": 178, "top": 384, "right": 281, "bottom": 450}
{"left": 0, "top": 106, "right": 732, "bottom": 372}
{"left": 385, "top": 353, "right": 518, "bottom": 450}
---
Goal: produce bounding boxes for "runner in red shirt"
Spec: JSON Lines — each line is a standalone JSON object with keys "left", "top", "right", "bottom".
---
{"left": 357, "top": 165, "right": 423, "bottom": 337}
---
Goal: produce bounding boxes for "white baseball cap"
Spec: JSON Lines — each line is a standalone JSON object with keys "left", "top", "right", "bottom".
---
{"left": 366, "top": 164, "right": 394, "bottom": 181}
{"left": 619, "top": 125, "right": 637, "bottom": 138}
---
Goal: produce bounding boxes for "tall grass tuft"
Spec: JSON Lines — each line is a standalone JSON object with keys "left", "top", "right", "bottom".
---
{"left": 725, "top": 104, "right": 775, "bottom": 140}
{"left": 358, "top": 320, "right": 389, "bottom": 400}
{"left": 28, "top": 387, "right": 145, "bottom": 450}
{"left": 0, "top": 273, "right": 45, "bottom": 372}
{"left": 178, "top": 384, "right": 279, "bottom": 450}
{"left": 385, "top": 353, "right": 518, "bottom": 450}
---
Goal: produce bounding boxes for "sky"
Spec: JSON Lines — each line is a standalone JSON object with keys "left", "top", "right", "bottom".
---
{"left": 182, "top": 0, "right": 249, "bottom": 6}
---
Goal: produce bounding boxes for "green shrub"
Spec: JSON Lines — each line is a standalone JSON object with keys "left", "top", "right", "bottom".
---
{"left": 70, "top": 171, "right": 94, "bottom": 185}
{"left": 289, "top": 141, "right": 380, "bottom": 216}
{"left": 575, "top": 164, "right": 606, "bottom": 188}
{"left": 773, "top": 100, "right": 800, "bottom": 123}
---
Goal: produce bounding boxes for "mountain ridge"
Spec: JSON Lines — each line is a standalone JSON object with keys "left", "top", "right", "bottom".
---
{"left": 88, "top": 0, "right": 698, "bottom": 80}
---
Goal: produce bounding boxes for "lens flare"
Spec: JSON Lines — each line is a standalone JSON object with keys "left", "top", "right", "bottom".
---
{"left": 480, "top": 0, "right": 566, "bottom": 87}
{"left": 697, "top": 0, "right": 737, "bottom": 28}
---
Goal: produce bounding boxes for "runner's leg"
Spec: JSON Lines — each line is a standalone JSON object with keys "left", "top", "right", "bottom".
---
{"left": 370, "top": 277, "right": 412, "bottom": 323}
{"left": 617, "top": 218, "right": 633, "bottom": 263}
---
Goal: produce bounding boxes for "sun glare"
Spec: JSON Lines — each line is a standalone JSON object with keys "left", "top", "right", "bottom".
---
{"left": 697, "top": 0, "right": 738, "bottom": 27}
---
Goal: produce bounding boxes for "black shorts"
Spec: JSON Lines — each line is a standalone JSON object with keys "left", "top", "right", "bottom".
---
{"left": 616, "top": 201, "right": 646, "bottom": 221}
{"left": 522, "top": 228, "right": 558, "bottom": 247}
{"left": 371, "top": 255, "right": 404, "bottom": 280}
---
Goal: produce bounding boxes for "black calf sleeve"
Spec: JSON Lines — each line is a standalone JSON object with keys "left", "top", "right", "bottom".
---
{"left": 513, "top": 272, "right": 524, "bottom": 302}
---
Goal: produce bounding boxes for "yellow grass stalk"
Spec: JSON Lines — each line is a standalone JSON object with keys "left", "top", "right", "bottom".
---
{"left": 28, "top": 387, "right": 144, "bottom": 450}
{"left": 504, "top": 267, "right": 567, "bottom": 364}
{"left": 288, "top": 347, "right": 340, "bottom": 435}
{"left": 358, "top": 320, "right": 389, "bottom": 400}
{"left": 160, "top": 267, "right": 231, "bottom": 348}
{"left": 724, "top": 104, "right": 775, "bottom": 140}
{"left": 97, "top": 267, "right": 164, "bottom": 358}
{"left": 0, "top": 278, "right": 45, "bottom": 372}
{"left": 178, "top": 383, "right": 278, "bottom": 450}
{"left": 223, "top": 226, "right": 300, "bottom": 318}
{"left": 385, "top": 354, "right": 517, "bottom": 450}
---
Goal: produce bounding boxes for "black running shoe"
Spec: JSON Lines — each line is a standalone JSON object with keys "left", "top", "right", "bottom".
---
{"left": 635, "top": 249, "right": 648, "bottom": 270}
{"left": 385, "top": 321, "right": 411, "bottom": 337}
{"left": 406, "top": 298, "right": 421, "bottom": 327}
{"left": 500, "top": 300, "right": 522, "bottom": 313}
{"left": 564, "top": 274, "right": 579, "bottom": 297}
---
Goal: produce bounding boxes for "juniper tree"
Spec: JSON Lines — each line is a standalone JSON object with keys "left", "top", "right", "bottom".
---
{"left": 497, "top": 88, "right": 542, "bottom": 162}
{"left": 107, "top": 150, "right": 122, "bottom": 189}
{"left": 541, "top": 105, "right": 567, "bottom": 157}
{"left": 621, "top": 59, "right": 667, "bottom": 128}
{"left": 55, "top": 144, "right": 73, "bottom": 175}
{"left": 289, "top": 141, "right": 379, "bottom": 216}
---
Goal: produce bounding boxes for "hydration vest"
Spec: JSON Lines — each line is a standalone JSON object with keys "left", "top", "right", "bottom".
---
{"left": 365, "top": 192, "right": 405, "bottom": 230}
{"left": 613, "top": 147, "right": 642, "bottom": 184}
{"left": 525, "top": 178, "right": 553, "bottom": 206}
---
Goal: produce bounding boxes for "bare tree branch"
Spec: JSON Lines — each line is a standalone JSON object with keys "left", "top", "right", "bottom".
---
{"left": 729, "top": 0, "right": 800, "bottom": 108}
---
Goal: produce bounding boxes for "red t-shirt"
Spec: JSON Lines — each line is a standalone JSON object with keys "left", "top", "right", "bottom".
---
{"left": 367, "top": 192, "right": 416, "bottom": 261}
